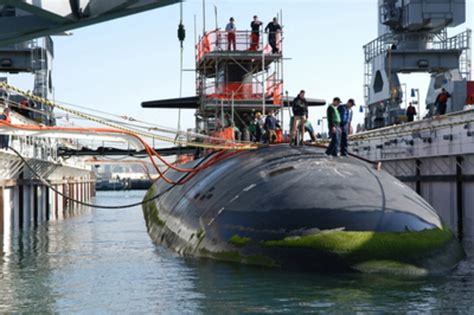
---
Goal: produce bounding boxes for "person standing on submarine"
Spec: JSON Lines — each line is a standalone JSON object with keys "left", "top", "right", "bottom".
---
{"left": 338, "top": 98, "right": 355, "bottom": 157}
{"left": 326, "top": 97, "right": 342, "bottom": 157}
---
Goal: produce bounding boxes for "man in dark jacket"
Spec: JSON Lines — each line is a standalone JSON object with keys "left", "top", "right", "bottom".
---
{"left": 406, "top": 102, "right": 417, "bottom": 122}
{"left": 265, "top": 17, "right": 281, "bottom": 54}
{"left": 435, "top": 88, "right": 451, "bottom": 115}
{"left": 291, "top": 90, "right": 308, "bottom": 146}
{"left": 264, "top": 110, "right": 278, "bottom": 144}
{"left": 338, "top": 99, "right": 355, "bottom": 156}
{"left": 326, "top": 97, "right": 342, "bottom": 157}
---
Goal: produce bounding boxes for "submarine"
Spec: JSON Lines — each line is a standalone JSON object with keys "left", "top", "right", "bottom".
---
{"left": 143, "top": 145, "right": 465, "bottom": 275}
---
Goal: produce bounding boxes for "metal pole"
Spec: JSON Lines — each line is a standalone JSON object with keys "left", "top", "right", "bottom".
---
{"left": 178, "top": 1, "right": 184, "bottom": 133}
{"left": 202, "top": 0, "right": 206, "bottom": 35}
{"left": 286, "top": 91, "right": 290, "bottom": 134}
{"left": 262, "top": 34, "right": 266, "bottom": 116}
{"left": 221, "top": 99, "right": 224, "bottom": 129}
{"left": 231, "top": 92, "right": 235, "bottom": 125}
{"left": 214, "top": 5, "right": 218, "bottom": 30}
{"left": 280, "top": 9, "right": 284, "bottom": 132}
{"left": 417, "top": 88, "right": 421, "bottom": 120}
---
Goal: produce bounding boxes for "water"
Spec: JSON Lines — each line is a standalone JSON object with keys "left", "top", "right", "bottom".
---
{"left": 1, "top": 191, "right": 474, "bottom": 314}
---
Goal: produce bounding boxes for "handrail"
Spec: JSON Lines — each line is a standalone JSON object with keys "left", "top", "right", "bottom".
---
{"left": 197, "top": 29, "right": 282, "bottom": 61}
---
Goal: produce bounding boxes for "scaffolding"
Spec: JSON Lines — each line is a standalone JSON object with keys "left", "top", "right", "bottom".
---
{"left": 195, "top": 28, "right": 284, "bottom": 137}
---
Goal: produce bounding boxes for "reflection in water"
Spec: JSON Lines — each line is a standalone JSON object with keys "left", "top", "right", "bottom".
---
{"left": 0, "top": 191, "right": 473, "bottom": 313}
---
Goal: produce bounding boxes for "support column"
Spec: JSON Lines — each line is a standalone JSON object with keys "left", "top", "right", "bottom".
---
{"left": 33, "top": 185, "right": 38, "bottom": 226}
{"left": 456, "top": 156, "right": 464, "bottom": 241}
{"left": 44, "top": 185, "right": 49, "bottom": 221}
{"left": 23, "top": 185, "right": 31, "bottom": 228}
{"left": 415, "top": 159, "right": 422, "bottom": 195}
{"left": 0, "top": 187, "right": 3, "bottom": 234}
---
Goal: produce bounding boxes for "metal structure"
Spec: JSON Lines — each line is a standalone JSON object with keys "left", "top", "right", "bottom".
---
{"left": 351, "top": 109, "right": 474, "bottom": 250}
{"left": 195, "top": 28, "right": 284, "bottom": 137}
{"left": 364, "top": 0, "right": 472, "bottom": 130}
{"left": 0, "top": 0, "right": 180, "bottom": 47}
{"left": 143, "top": 19, "right": 326, "bottom": 142}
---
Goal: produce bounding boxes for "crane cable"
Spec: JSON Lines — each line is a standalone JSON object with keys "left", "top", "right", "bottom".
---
{"left": 0, "top": 81, "right": 257, "bottom": 150}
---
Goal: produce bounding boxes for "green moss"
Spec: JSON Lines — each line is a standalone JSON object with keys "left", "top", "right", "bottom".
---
{"left": 142, "top": 186, "right": 165, "bottom": 226}
{"left": 261, "top": 228, "right": 454, "bottom": 265}
{"left": 353, "top": 260, "right": 428, "bottom": 276}
{"left": 207, "top": 250, "right": 277, "bottom": 267}
{"left": 229, "top": 235, "right": 251, "bottom": 247}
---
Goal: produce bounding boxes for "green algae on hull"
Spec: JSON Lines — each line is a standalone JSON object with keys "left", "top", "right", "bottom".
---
{"left": 229, "top": 235, "right": 252, "bottom": 247}
{"left": 260, "top": 228, "right": 460, "bottom": 269}
{"left": 143, "top": 186, "right": 165, "bottom": 227}
{"left": 201, "top": 249, "right": 277, "bottom": 267}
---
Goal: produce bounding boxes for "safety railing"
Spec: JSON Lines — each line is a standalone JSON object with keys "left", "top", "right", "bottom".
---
{"left": 363, "top": 33, "right": 396, "bottom": 62}
{"left": 202, "top": 79, "right": 283, "bottom": 105}
{"left": 432, "top": 29, "right": 471, "bottom": 50}
{"left": 197, "top": 29, "right": 282, "bottom": 61}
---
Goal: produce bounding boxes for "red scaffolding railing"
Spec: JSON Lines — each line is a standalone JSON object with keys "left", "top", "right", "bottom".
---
{"left": 197, "top": 30, "right": 282, "bottom": 61}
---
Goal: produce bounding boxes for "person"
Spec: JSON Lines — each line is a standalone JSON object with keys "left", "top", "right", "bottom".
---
{"left": 304, "top": 121, "right": 317, "bottom": 142}
{"left": 291, "top": 90, "right": 308, "bottom": 146}
{"left": 226, "top": 17, "right": 236, "bottom": 51}
{"left": 338, "top": 99, "right": 355, "bottom": 157}
{"left": 406, "top": 102, "right": 417, "bottom": 122}
{"left": 265, "top": 17, "right": 281, "bottom": 54}
{"left": 249, "top": 112, "right": 264, "bottom": 142}
{"left": 264, "top": 110, "right": 278, "bottom": 144}
{"left": 250, "top": 15, "right": 262, "bottom": 51}
{"left": 435, "top": 88, "right": 451, "bottom": 115}
{"left": 0, "top": 107, "right": 11, "bottom": 149}
{"left": 326, "top": 97, "right": 342, "bottom": 157}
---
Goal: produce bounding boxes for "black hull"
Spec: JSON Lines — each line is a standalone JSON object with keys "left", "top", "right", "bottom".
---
{"left": 143, "top": 145, "right": 465, "bottom": 275}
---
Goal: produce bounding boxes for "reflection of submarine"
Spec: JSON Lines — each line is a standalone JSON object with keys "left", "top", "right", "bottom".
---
{"left": 143, "top": 145, "right": 465, "bottom": 275}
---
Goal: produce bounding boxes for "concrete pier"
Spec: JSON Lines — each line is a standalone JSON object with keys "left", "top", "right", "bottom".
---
{"left": 352, "top": 110, "right": 474, "bottom": 253}
{"left": 0, "top": 151, "right": 95, "bottom": 235}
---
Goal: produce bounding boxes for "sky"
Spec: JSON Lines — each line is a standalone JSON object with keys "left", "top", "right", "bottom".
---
{"left": 5, "top": 0, "right": 474, "bottom": 135}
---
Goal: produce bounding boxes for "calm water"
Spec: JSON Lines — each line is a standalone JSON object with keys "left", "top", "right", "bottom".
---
{"left": 1, "top": 191, "right": 474, "bottom": 314}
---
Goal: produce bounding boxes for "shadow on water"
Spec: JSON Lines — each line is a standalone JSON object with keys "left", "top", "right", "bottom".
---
{"left": 0, "top": 191, "right": 474, "bottom": 314}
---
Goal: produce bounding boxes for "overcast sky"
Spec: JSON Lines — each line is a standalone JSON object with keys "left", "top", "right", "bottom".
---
{"left": 6, "top": 0, "right": 474, "bottom": 134}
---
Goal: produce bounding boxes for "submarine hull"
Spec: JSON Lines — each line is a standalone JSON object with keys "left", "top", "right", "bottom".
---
{"left": 143, "top": 146, "right": 465, "bottom": 275}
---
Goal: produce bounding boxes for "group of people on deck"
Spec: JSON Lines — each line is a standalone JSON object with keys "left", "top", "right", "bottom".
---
{"left": 289, "top": 91, "right": 355, "bottom": 157}
{"left": 225, "top": 16, "right": 281, "bottom": 53}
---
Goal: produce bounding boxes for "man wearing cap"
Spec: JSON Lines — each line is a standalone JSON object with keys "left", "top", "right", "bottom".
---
{"left": 326, "top": 97, "right": 342, "bottom": 156}
{"left": 226, "top": 17, "right": 237, "bottom": 51}
{"left": 338, "top": 99, "right": 355, "bottom": 157}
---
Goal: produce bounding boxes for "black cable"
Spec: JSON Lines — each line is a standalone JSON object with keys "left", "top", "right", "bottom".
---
{"left": 8, "top": 146, "right": 185, "bottom": 209}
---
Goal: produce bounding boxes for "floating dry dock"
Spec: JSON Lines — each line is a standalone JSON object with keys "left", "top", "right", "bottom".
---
{"left": 144, "top": 145, "right": 465, "bottom": 275}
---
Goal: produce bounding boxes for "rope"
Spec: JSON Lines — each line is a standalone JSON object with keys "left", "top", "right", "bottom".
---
{"left": 8, "top": 145, "right": 180, "bottom": 209}
{"left": 0, "top": 81, "right": 258, "bottom": 150}
{"left": 0, "top": 121, "right": 241, "bottom": 185}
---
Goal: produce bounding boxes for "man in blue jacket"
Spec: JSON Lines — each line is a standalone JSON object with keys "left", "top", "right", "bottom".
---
{"left": 338, "top": 99, "right": 355, "bottom": 157}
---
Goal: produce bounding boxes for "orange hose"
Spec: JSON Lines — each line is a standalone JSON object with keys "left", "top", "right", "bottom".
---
{"left": 0, "top": 122, "right": 241, "bottom": 186}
